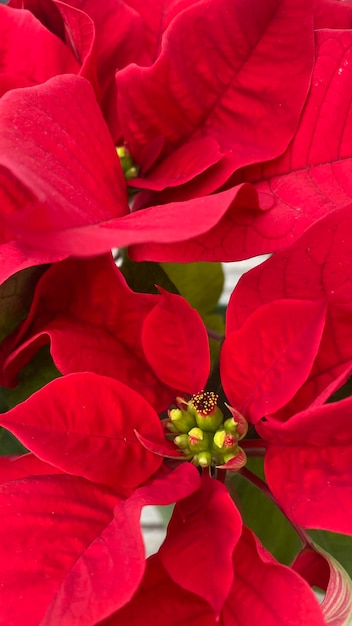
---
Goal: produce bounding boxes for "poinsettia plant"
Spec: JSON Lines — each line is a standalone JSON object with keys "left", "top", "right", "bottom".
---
{"left": 0, "top": 0, "right": 352, "bottom": 624}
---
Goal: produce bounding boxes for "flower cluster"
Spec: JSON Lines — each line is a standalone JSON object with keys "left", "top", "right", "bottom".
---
{"left": 0, "top": 0, "right": 351, "bottom": 624}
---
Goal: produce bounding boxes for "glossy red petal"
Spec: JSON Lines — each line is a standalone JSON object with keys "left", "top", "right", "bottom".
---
{"left": 221, "top": 299, "right": 326, "bottom": 423}
{"left": 257, "top": 397, "right": 352, "bottom": 533}
{"left": 0, "top": 372, "right": 164, "bottom": 489}
{"left": 43, "top": 464, "right": 201, "bottom": 625}
{"left": 117, "top": 0, "right": 314, "bottom": 189}
{"left": 228, "top": 204, "right": 352, "bottom": 416}
{"left": 0, "top": 474, "right": 119, "bottom": 626}
{"left": 142, "top": 288, "right": 210, "bottom": 393}
{"left": 159, "top": 471, "right": 242, "bottom": 616}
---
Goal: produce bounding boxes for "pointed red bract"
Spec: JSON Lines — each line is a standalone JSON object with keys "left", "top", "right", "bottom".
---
{"left": 227, "top": 205, "right": 352, "bottom": 416}
{"left": 0, "top": 474, "right": 120, "bottom": 626}
{"left": 123, "top": 0, "right": 202, "bottom": 64}
{"left": 0, "top": 373, "right": 164, "bottom": 489}
{"left": 142, "top": 287, "right": 210, "bottom": 393}
{"left": 257, "top": 396, "right": 352, "bottom": 534}
{"left": 221, "top": 527, "right": 325, "bottom": 626}
{"left": 106, "top": 526, "right": 325, "bottom": 625}
{"left": 0, "top": 255, "right": 211, "bottom": 410}
{"left": 0, "top": 453, "right": 64, "bottom": 481}
{"left": 101, "top": 554, "right": 216, "bottom": 626}
{"left": 0, "top": 4, "right": 79, "bottom": 95}
{"left": 221, "top": 299, "right": 326, "bottom": 423}
{"left": 117, "top": 0, "right": 314, "bottom": 191}
{"left": 159, "top": 471, "right": 242, "bottom": 616}
{"left": 242, "top": 28, "right": 352, "bottom": 242}
{"left": 42, "top": 464, "right": 200, "bottom": 625}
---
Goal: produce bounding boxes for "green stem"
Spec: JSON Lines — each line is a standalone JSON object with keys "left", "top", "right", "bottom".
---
{"left": 239, "top": 467, "right": 314, "bottom": 549}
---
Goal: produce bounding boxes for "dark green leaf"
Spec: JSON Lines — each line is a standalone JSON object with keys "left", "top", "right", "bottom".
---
{"left": 229, "top": 458, "right": 301, "bottom": 564}
{"left": 1, "top": 346, "right": 60, "bottom": 409}
{"left": 309, "top": 529, "right": 352, "bottom": 577}
{"left": 120, "top": 255, "right": 179, "bottom": 294}
{"left": 0, "top": 265, "right": 46, "bottom": 342}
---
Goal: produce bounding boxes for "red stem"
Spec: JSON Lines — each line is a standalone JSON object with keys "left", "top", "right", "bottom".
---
{"left": 239, "top": 467, "right": 314, "bottom": 549}
{"left": 241, "top": 439, "right": 267, "bottom": 456}
{"left": 206, "top": 328, "right": 224, "bottom": 342}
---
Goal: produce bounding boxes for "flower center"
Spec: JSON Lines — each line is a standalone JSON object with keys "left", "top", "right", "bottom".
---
{"left": 167, "top": 391, "right": 248, "bottom": 471}
{"left": 116, "top": 146, "right": 139, "bottom": 180}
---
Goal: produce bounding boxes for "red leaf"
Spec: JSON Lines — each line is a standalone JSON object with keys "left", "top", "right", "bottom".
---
{"left": 0, "top": 372, "right": 164, "bottom": 489}
{"left": 0, "top": 453, "right": 64, "bottom": 481}
{"left": 0, "top": 474, "right": 119, "bottom": 626}
{"left": 42, "top": 464, "right": 201, "bottom": 625}
{"left": 221, "top": 299, "right": 327, "bottom": 423}
{"left": 159, "top": 471, "right": 242, "bottom": 616}
{"left": 108, "top": 525, "right": 326, "bottom": 625}
{"left": 0, "top": 74, "right": 127, "bottom": 283}
{"left": 223, "top": 527, "right": 325, "bottom": 625}
{"left": 257, "top": 396, "right": 352, "bottom": 533}
{"left": 117, "top": 0, "right": 314, "bottom": 189}
{"left": 27, "top": 183, "right": 270, "bottom": 266}
{"left": 102, "top": 554, "right": 216, "bottom": 626}
{"left": 242, "top": 29, "right": 352, "bottom": 249}
{"left": 142, "top": 288, "right": 210, "bottom": 393}
{"left": 123, "top": 0, "right": 202, "bottom": 64}
{"left": 227, "top": 204, "right": 352, "bottom": 416}
{"left": 54, "top": 0, "right": 98, "bottom": 89}
{"left": 1, "top": 255, "right": 180, "bottom": 411}
{"left": 0, "top": 4, "right": 79, "bottom": 96}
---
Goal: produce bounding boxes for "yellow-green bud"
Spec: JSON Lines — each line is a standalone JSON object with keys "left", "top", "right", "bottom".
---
{"left": 116, "top": 146, "right": 139, "bottom": 180}
{"left": 188, "top": 427, "right": 212, "bottom": 453}
{"left": 198, "top": 451, "right": 213, "bottom": 467}
{"left": 174, "top": 434, "right": 190, "bottom": 450}
{"left": 169, "top": 407, "right": 196, "bottom": 433}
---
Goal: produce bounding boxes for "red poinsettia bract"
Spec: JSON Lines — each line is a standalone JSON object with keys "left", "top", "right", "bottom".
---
{"left": 0, "top": 375, "right": 325, "bottom": 625}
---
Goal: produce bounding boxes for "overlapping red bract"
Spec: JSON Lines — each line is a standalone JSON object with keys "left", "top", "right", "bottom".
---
{"left": 0, "top": 453, "right": 200, "bottom": 625}
{"left": 257, "top": 397, "right": 352, "bottom": 534}
{"left": 0, "top": 0, "right": 351, "bottom": 622}
{"left": 0, "top": 255, "right": 209, "bottom": 410}
{"left": 227, "top": 205, "right": 352, "bottom": 417}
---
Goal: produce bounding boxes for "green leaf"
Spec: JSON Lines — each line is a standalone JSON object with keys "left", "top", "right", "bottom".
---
{"left": 161, "top": 262, "right": 224, "bottom": 315}
{"left": 229, "top": 457, "right": 301, "bottom": 565}
{"left": 161, "top": 262, "right": 225, "bottom": 367}
{"left": 0, "top": 428, "right": 27, "bottom": 455}
{"left": 0, "top": 266, "right": 46, "bottom": 342}
{"left": 1, "top": 346, "right": 61, "bottom": 409}
{"left": 120, "top": 255, "right": 179, "bottom": 295}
